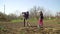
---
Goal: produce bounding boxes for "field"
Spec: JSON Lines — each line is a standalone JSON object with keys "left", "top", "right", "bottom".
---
{"left": 0, "top": 18, "right": 60, "bottom": 34}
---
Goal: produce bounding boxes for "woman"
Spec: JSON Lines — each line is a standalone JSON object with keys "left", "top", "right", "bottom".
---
{"left": 38, "top": 11, "right": 43, "bottom": 28}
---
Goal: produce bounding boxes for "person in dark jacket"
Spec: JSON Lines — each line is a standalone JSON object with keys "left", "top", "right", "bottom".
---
{"left": 22, "top": 11, "right": 29, "bottom": 27}
{"left": 25, "top": 11, "right": 30, "bottom": 26}
{"left": 25, "top": 11, "right": 29, "bottom": 20}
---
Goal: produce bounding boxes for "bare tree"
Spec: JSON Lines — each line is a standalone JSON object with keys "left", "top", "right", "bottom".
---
{"left": 29, "top": 6, "right": 37, "bottom": 18}
{"left": 56, "top": 12, "right": 60, "bottom": 18}
{"left": 0, "top": 12, "right": 9, "bottom": 21}
{"left": 8, "top": 13, "right": 17, "bottom": 20}
{"left": 29, "top": 6, "right": 45, "bottom": 19}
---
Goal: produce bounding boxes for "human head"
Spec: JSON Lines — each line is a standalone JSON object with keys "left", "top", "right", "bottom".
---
{"left": 40, "top": 11, "right": 42, "bottom": 13}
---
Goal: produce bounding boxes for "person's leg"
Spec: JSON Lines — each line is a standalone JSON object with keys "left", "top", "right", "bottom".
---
{"left": 40, "top": 19, "right": 43, "bottom": 26}
{"left": 25, "top": 19, "right": 27, "bottom": 27}
{"left": 40, "top": 19, "right": 44, "bottom": 30}
{"left": 38, "top": 19, "right": 41, "bottom": 29}
{"left": 27, "top": 19, "right": 30, "bottom": 26}
{"left": 26, "top": 19, "right": 28, "bottom": 26}
{"left": 38, "top": 19, "right": 43, "bottom": 29}
{"left": 25, "top": 18, "right": 29, "bottom": 27}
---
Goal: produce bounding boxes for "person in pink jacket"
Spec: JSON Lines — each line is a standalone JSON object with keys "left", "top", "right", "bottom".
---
{"left": 38, "top": 11, "right": 43, "bottom": 28}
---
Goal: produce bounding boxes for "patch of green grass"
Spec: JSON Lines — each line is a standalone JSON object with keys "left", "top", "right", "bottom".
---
{"left": 29, "top": 18, "right": 37, "bottom": 23}
{"left": 11, "top": 19, "right": 23, "bottom": 23}
{"left": 11, "top": 18, "right": 38, "bottom": 23}
{"left": 57, "top": 22, "right": 60, "bottom": 24}
{"left": 10, "top": 17, "right": 60, "bottom": 25}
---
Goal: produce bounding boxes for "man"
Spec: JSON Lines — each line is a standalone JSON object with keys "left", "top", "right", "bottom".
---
{"left": 22, "top": 11, "right": 29, "bottom": 27}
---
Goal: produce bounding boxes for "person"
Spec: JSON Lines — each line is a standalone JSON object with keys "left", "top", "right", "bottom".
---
{"left": 24, "top": 11, "right": 29, "bottom": 27}
{"left": 22, "top": 11, "right": 29, "bottom": 27}
{"left": 25, "top": 11, "right": 29, "bottom": 20}
{"left": 38, "top": 11, "right": 44, "bottom": 29}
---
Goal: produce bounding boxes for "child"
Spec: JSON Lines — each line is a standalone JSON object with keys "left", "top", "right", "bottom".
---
{"left": 38, "top": 11, "right": 43, "bottom": 29}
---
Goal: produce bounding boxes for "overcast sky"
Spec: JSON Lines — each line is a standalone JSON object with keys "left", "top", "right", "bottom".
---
{"left": 0, "top": 0, "right": 60, "bottom": 15}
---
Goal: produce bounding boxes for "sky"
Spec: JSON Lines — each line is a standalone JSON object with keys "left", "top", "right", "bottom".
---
{"left": 0, "top": 0, "right": 60, "bottom": 15}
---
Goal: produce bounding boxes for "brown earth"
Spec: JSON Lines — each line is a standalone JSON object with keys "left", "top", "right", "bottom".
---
{"left": 0, "top": 22, "right": 60, "bottom": 34}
